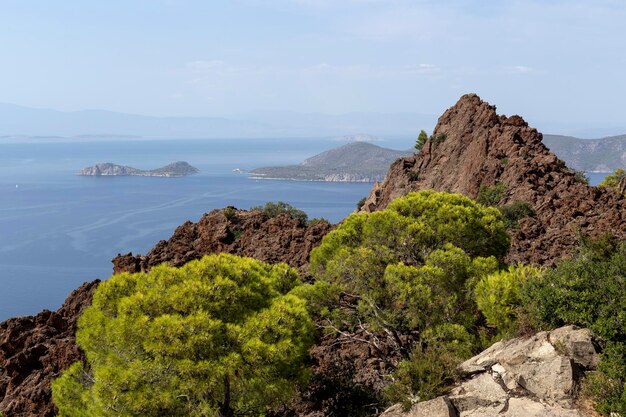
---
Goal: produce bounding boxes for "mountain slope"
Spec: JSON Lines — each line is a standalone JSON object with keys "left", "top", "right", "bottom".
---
{"left": 543, "top": 133, "right": 626, "bottom": 172}
{"left": 362, "top": 94, "right": 626, "bottom": 265}
{"left": 250, "top": 141, "right": 413, "bottom": 182}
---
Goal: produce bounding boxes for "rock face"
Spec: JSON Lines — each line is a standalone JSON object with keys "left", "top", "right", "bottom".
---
{"left": 113, "top": 207, "right": 333, "bottom": 275}
{"left": 380, "top": 325, "right": 599, "bottom": 417}
{"left": 0, "top": 280, "right": 99, "bottom": 417}
{"left": 362, "top": 94, "right": 626, "bottom": 265}
{"left": 78, "top": 161, "right": 199, "bottom": 177}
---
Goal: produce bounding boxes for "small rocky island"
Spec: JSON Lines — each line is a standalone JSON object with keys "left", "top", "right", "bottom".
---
{"left": 78, "top": 161, "right": 199, "bottom": 177}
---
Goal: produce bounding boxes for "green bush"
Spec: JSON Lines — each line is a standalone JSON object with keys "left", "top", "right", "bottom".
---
{"left": 223, "top": 206, "right": 237, "bottom": 220}
{"left": 308, "top": 191, "right": 507, "bottom": 362}
{"left": 475, "top": 263, "right": 543, "bottom": 334}
{"left": 384, "top": 323, "right": 474, "bottom": 409}
{"left": 598, "top": 168, "right": 626, "bottom": 190}
{"left": 498, "top": 201, "right": 535, "bottom": 229}
{"left": 356, "top": 197, "right": 367, "bottom": 210}
{"left": 476, "top": 182, "right": 506, "bottom": 207}
{"left": 431, "top": 133, "right": 446, "bottom": 148}
{"left": 520, "top": 236, "right": 626, "bottom": 415}
{"left": 414, "top": 130, "right": 429, "bottom": 153}
{"left": 52, "top": 254, "right": 314, "bottom": 417}
{"left": 573, "top": 170, "right": 590, "bottom": 184}
{"left": 251, "top": 201, "right": 308, "bottom": 223}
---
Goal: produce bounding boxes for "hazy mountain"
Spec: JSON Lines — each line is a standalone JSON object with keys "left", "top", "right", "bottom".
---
{"left": 250, "top": 141, "right": 413, "bottom": 182}
{"left": 543, "top": 134, "right": 626, "bottom": 172}
{"left": 0, "top": 102, "right": 436, "bottom": 139}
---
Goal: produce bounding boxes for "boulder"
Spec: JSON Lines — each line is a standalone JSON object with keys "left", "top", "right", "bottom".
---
{"left": 380, "top": 325, "right": 599, "bottom": 417}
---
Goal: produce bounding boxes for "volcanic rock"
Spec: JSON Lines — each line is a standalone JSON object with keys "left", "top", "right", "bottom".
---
{"left": 112, "top": 207, "right": 333, "bottom": 275}
{"left": 361, "top": 94, "right": 626, "bottom": 265}
{"left": 0, "top": 280, "right": 99, "bottom": 417}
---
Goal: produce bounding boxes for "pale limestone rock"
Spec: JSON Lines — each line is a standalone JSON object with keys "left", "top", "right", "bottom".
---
{"left": 379, "top": 397, "right": 457, "bottom": 417}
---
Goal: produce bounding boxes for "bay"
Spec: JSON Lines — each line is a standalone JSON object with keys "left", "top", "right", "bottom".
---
{"left": 0, "top": 138, "right": 396, "bottom": 320}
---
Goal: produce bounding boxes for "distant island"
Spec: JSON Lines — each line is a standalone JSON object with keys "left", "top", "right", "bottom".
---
{"left": 543, "top": 133, "right": 626, "bottom": 172}
{"left": 249, "top": 141, "right": 412, "bottom": 182}
{"left": 78, "top": 161, "right": 199, "bottom": 177}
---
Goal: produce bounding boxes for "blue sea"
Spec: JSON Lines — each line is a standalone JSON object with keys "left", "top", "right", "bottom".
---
{"left": 0, "top": 138, "right": 608, "bottom": 321}
{"left": 1, "top": 138, "right": 416, "bottom": 321}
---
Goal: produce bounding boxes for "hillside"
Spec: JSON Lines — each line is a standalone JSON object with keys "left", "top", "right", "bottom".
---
{"left": 362, "top": 94, "right": 626, "bottom": 265}
{"left": 2, "top": 95, "right": 625, "bottom": 417}
{"left": 78, "top": 161, "right": 199, "bottom": 177}
{"left": 543, "top": 133, "right": 626, "bottom": 172}
{"left": 250, "top": 141, "right": 412, "bottom": 182}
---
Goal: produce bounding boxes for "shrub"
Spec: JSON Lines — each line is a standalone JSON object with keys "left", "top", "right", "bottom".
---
{"left": 223, "top": 205, "right": 237, "bottom": 220}
{"left": 476, "top": 182, "right": 506, "bottom": 207}
{"left": 307, "top": 217, "right": 330, "bottom": 227}
{"left": 598, "top": 168, "right": 626, "bottom": 190}
{"left": 498, "top": 201, "right": 535, "bottom": 229}
{"left": 308, "top": 191, "right": 507, "bottom": 357}
{"left": 431, "top": 133, "right": 447, "bottom": 148}
{"left": 573, "top": 170, "right": 590, "bottom": 184}
{"left": 408, "top": 171, "right": 420, "bottom": 181}
{"left": 251, "top": 201, "right": 308, "bottom": 223}
{"left": 520, "top": 236, "right": 626, "bottom": 415}
{"left": 414, "top": 130, "right": 429, "bottom": 153}
{"left": 52, "top": 254, "right": 314, "bottom": 417}
{"left": 475, "top": 263, "right": 544, "bottom": 334}
{"left": 356, "top": 197, "right": 367, "bottom": 210}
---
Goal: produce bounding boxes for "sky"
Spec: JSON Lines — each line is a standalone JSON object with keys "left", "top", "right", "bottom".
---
{"left": 0, "top": 0, "right": 625, "bottom": 129}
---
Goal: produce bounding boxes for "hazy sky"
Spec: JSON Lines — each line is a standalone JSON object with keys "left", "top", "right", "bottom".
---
{"left": 0, "top": 0, "right": 624, "bottom": 126}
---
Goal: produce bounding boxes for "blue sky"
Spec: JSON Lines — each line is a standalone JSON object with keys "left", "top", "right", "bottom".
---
{"left": 0, "top": 0, "right": 624, "bottom": 128}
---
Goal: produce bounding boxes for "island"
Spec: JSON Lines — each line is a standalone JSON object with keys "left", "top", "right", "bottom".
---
{"left": 78, "top": 161, "right": 199, "bottom": 177}
{"left": 249, "top": 141, "right": 412, "bottom": 182}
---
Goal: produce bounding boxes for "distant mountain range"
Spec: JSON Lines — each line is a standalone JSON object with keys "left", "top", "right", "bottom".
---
{"left": 250, "top": 142, "right": 412, "bottom": 182}
{"left": 543, "top": 134, "right": 626, "bottom": 172}
{"left": 0, "top": 102, "right": 436, "bottom": 138}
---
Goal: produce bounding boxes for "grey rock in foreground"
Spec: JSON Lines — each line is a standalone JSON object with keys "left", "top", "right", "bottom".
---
{"left": 78, "top": 161, "right": 199, "bottom": 177}
{"left": 380, "top": 325, "right": 599, "bottom": 417}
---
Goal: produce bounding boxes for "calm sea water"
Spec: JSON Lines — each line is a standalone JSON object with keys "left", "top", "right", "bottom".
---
{"left": 0, "top": 138, "right": 608, "bottom": 321}
{"left": 1, "top": 138, "right": 410, "bottom": 321}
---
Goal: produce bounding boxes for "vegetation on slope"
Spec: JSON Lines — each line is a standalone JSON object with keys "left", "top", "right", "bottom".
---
{"left": 52, "top": 254, "right": 314, "bottom": 417}
{"left": 51, "top": 191, "right": 625, "bottom": 416}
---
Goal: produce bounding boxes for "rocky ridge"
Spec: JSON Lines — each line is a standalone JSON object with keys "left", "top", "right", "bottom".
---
{"left": 112, "top": 207, "right": 333, "bottom": 275}
{"left": 78, "top": 161, "right": 199, "bottom": 177}
{"left": 362, "top": 94, "right": 626, "bottom": 265}
{"left": 380, "top": 325, "right": 599, "bottom": 417}
{"left": 0, "top": 281, "right": 99, "bottom": 417}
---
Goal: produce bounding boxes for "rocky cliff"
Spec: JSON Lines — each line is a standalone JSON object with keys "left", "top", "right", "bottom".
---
{"left": 0, "top": 281, "right": 99, "bottom": 417}
{"left": 112, "top": 207, "right": 333, "bottom": 275}
{"left": 362, "top": 94, "right": 626, "bottom": 265}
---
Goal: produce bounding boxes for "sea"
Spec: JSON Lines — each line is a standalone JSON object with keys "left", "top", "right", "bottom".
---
{"left": 0, "top": 138, "right": 415, "bottom": 321}
{"left": 0, "top": 138, "right": 608, "bottom": 321}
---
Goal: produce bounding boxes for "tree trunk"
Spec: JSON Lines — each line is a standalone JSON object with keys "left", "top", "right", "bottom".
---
{"left": 218, "top": 375, "right": 234, "bottom": 417}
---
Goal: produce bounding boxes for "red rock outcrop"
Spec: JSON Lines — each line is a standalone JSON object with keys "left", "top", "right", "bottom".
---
{"left": 0, "top": 280, "right": 99, "bottom": 417}
{"left": 362, "top": 94, "right": 626, "bottom": 265}
{"left": 112, "top": 207, "right": 333, "bottom": 275}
